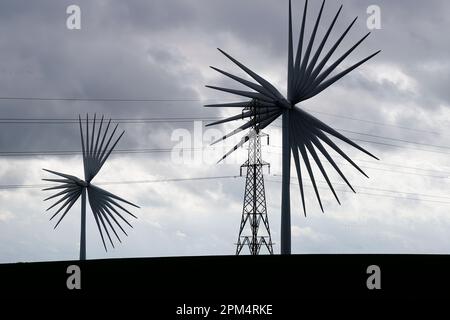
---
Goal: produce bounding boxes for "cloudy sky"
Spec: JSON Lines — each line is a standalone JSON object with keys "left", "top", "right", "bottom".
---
{"left": 1, "top": 0, "right": 450, "bottom": 263}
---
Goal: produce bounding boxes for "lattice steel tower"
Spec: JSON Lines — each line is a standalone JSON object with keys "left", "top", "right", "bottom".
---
{"left": 236, "top": 102, "right": 274, "bottom": 255}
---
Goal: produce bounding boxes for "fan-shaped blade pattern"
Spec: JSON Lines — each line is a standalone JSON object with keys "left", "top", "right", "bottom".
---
{"left": 42, "top": 114, "right": 139, "bottom": 258}
{"left": 288, "top": 0, "right": 380, "bottom": 103}
{"left": 288, "top": 106, "right": 376, "bottom": 211}
{"left": 204, "top": 0, "right": 379, "bottom": 214}
{"left": 87, "top": 184, "right": 139, "bottom": 251}
{"left": 206, "top": 1, "right": 379, "bottom": 107}
{"left": 42, "top": 169, "right": 83, "bottom": 228}
{"left": 79, "top": 114, "right": 125, "bottom": 183}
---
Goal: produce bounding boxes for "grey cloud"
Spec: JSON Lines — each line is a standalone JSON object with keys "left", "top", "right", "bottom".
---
{"left": 1, "top": 0, "right": 450, "bottom": 262}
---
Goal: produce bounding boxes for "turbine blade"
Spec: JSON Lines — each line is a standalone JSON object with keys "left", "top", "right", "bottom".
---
{"left": 211, "top": 126, "right": 244, "bottom": 145}
{"left": 96, "top": 118, "right": 112, "bottom": 159}
{"left": 294, "top": 0, "right": 308, "bottom": 80}
{"left": 306, "top": 32, "right": 372, "bottom": 95}
{"left": 297, "top": 0, "right": 325, "bottom": 92}
{"left": 99, "top": 205, "right": 127, "bottom": 237}
{"left": 291, "top": 145, "right": 306, "bottom": 216}
{"left": 217, "top": 130, "right": 257, "bottom": 163}
{"left": 103, "top": 201, "right": 133, "bottom": 228}
{"left": 88, "top": 187, "right": 133, "bottom": 239}
{"left": 86, "top": 114, "right": 90, "bottom": 156}
{"left": 104, "top": 195, "right": 138, "bottom": 218}
{"left": 216, "top": 48, "right": 284, "bottom": 100}
{"left": 210, "top": 66, "right": 277, "bottom": 100}
{"left": 79, "top": 115, "right": 88, "bottom": 180}
{"left": 98, "top": 207, "right": 122, "bottom": 243}
{"left": 42, "top": 178, "right": 73, "bottom": 184}
{"left": 304, "top": 125, "right": 355, "bottom": 192}
{"left": 92, "top": 207, "right": 108, "bottom": 251}
{"left": 298, "top": 137, "right": 324, "bottom": 212}
{"left": 204, "top": 101, "right": 277, "bottom": 108}
{"left": 295, "top": 107, "right": 378, "bottom": 160}
{"left": 257, "top": 111, "right": 283, "bottom": 131}
{"left": 44, "top": 185, "right": 80, "bottom": 201}
{"left": 287, "top": 0, "right": 294, "bottom": 99}
{"left": 97, "top": 123, "right": 119, "bottom": 166}
{"left": 100, "top": 130, "right": 124, "bottom": 168}
{"left": 53, "top": 192, "right": 81, "bottom": 228}
{"left": 90, "top": 184, "right": 140, "bottom": 211}
{"left": 79, "top": 115, "right": 86, "bottom": 159}
{"left": 303, "top": 134, "right": 340, "bottom": 204}
{"left": 304, "top": 50, "right": 381, "bottom": 100}
{"left": 45, "top": 188, "right": 81, "bottom": 214}
{"left": 298, "top": 4, "right": 342, "bottom": 95}
{"left": 42, "top": 169, "right": 80, "bottom": 183}
{"left": 93, "top": 115, "right": 104, "bottom": 159}
{"left": 206, "top": 111, "right": 253, "bottom": 127}
{"left": 90, "top": 113, "right": 96, "bottom": 156}
{"left": 293, "top": 116, "right": 341, "bottom": 203}
{"left": 290, "top": 122, "right": 306, "bottom": 216}
{"left": 96, "top": 207, "right": 114, "bottom": 248}
{"left": 42, "top": 183, "right": 74, "bottom": 191}
{"left": 206, "top": 108, "right": 276, "bottom": 127}
{"left": 205, "top": 85, "right": 275, "bottom": 103}
{"left": 49, "top": 190, "right": 80, "bottom": 220}
{"left": 303, "top": 16, "right": 358, "bottom": 95}
{"left": 307, "top": 122, "right": 369, "bottom": 178}
{"left": 210, "top": 111, "right": 278, "bottom": 145}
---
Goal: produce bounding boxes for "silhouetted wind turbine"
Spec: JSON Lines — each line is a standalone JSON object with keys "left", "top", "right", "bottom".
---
{"left": 205, "top": 0, "right": 380, "bottom": 254}
{"left": 42, "top": 114, "right": 139, "bottom": 260}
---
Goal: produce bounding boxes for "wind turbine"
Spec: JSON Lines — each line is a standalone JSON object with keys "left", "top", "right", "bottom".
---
{"left": 42, "top": 114, "right": 139, "bottom": 260}
{"left": 205, "top": 0, "right": 380, "bottom": 254}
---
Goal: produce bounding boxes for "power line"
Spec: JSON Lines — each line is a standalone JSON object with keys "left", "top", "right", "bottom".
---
{"left": 0, "top": 97, "right": 208, "bottom": 102}
{"left": 2, "top": 115, "right": 448, "bottom": 153}
{"left": 0, "top": 117, "right": 222, "bottom": 124}
{"left": 339, "top": 129, "right": 450, "bottom": 151}
{"left": 270, "top": 174, "right": 450, "bottom": 200}
{"left": 0, "top": 147, "right": 232, "bottom": 156}
{"left": 3, "top": 174, "right": 450, "bottom": 205}
{"left": 352, "top": 138, "right": 450, "bottom": 155}
{"left": 265, "top": 179, "right": 450, "bottom": 205}
{"left": 271, "top": 124, "right": 450, "bottom": 153}
{"left": 0, "top": 175, "right": 241, "bottom": 190}
{"left": 272, "top": 134, "right": 450, "bottom": 155}
{"left": 0, "top": 98, "right": 436, "bottom": 134}
{"left": 302, "top": 108, "right": 439, "bottom": 135}
{"left": 350, "top": 165, "right": 449, "bottom": 180}
{"left": 267, "top": 148, "right": 450, "bottom": 179}
{"left": 349, "top": 158, "right": 449, "bottom": 175}
{"left": 263, "top": 147, "right": 450, "bottom": 179}
{"left": 268, "top": 144, "right": 449, "bottom": 175}
{"left": 2, "top": 115, "right": 450, "bottom": 154}
{"left": 2, "top": 146, "right": 450, "bottom": 181}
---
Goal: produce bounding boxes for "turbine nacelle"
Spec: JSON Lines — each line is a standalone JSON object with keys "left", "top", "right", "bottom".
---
{"left": 276, "top": 98, "right": 292, "bottom": 110}
{"left": 78, "top": 179, "right": 90, "bottom": 188}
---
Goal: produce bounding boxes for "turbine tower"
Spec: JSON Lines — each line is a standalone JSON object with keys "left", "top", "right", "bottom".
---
{"left": 235, "top": 100, "right": 273, "bottom": 255}
{"left": 42, "top": 114, "right": 139, "bottom": 260}
{"left": 205, "top": 0, "right": 380, "bottom": 254}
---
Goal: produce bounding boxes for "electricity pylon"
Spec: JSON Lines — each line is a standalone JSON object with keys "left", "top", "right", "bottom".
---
{"left": 236, "top": 104, "right": 273, "bottom": 255}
